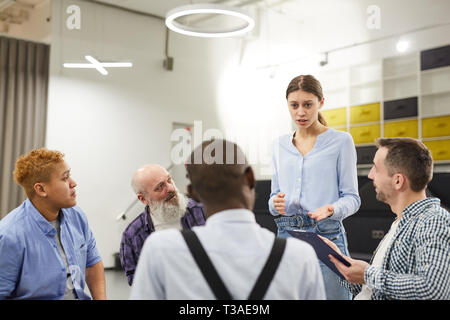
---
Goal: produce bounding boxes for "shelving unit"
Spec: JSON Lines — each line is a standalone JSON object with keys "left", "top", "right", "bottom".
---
{"left": 318, "top": 44, "right": 450, "bottom": 169}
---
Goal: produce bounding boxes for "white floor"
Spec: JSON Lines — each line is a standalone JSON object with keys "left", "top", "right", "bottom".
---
{"left": 104, "top": 269, "right": 131, "bottom": 300}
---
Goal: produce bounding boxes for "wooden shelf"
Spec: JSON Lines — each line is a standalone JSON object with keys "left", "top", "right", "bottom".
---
{"left": 316, "top": 44, "right": 450, "bottom": 163}
{"left": 422, "top": 136, "right": 450, "bottom": 141}
{"left": 383, "top": 72, "right": 417, "bottom": 81}
{"left": 350, "top": 79, "right": 381, "bottom": 87}
{"left": 421, "top": 89, "right": 450, "bottom": 97}
{"left": 383, "top": 116, "right": 418, "bottom": 124}
{"left": 420, "top": 65, "right": 450, "bottom": 75}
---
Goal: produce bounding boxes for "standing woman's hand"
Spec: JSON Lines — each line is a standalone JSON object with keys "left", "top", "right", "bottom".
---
{"left": 273, "top": 192, "right": 286, "bottom": 215}
{"left": 308, "top": 204, "right": 334, "bottom": 221}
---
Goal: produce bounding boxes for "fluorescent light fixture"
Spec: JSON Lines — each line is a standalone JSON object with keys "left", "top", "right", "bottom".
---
{"left": 165, "top": 3, "right": 255, "bottom": 38}
{"left": 97, "top": 62, "right": 133, "bottom": 67}
{"left": 63, "top": 56, "right": 133, "bottom": 75}
{"left": 396, "top": 40, "right": 409, "bottom": 53}
{"left": 85, "top": 55, "right": 108, "bottom": 75}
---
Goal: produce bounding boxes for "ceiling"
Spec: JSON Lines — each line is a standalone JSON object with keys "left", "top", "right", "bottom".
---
{"left": 90, "top": 0, "right": 450, "bottom": 55}
{"left": 92, "top": 0, "right": 246, "bottom": 18}
{"left": 1, "top": 0, "right": 449, "bottom": 56}
{"left": 0, "top": 0, "right": 49, "bottom": 34}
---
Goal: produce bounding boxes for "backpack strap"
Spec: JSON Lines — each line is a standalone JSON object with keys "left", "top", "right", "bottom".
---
{"left": 181, "top": 230, "right": 287, "bottom": 300}
{"left": 181, "top": 230, "right": 232, "bottom": 300}
{"left": 247, "top": 237, "right": 286, "bottom": 300}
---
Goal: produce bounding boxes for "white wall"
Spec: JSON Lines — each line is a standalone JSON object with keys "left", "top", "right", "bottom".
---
{"left": 47, "top": 0, "right": 226, "bottom": 267}
{"left": 46, "top": 0, "right": 450, "bottom": 267}
{"left": 214, "top": 1, "right": 450, "bottom": 180}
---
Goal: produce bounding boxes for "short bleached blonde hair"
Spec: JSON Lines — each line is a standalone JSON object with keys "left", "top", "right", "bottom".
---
{"left": 13, "top": 148, "right": 65, "bottom": 198}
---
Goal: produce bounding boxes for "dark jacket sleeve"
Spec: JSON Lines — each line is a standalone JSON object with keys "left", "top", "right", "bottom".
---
{"left": 119, "top": 232, "right": 137, "bottom": 286}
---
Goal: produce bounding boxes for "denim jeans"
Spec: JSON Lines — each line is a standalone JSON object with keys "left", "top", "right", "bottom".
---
{"left": 275, "top": 214, "right": 352, "bottom": 300}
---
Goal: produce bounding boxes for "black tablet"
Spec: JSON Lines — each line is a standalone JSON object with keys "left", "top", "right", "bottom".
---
{"left": 287, "top": 230, "right": 351, "bottom": 280}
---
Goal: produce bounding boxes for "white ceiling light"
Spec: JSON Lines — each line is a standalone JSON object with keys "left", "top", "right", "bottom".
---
{"left": 165, "top": 3, "right": 255, "bottom": 38}
{"left": 63, "top": 55, "right": 133, "bottom": 75}
{"left": 84, "top": 55, "right": 108, "bottom": 75}
{"left": 396, "top": 40, "right": 409, "bottom": 53}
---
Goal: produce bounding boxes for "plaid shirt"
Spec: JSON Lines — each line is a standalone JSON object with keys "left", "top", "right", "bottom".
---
{"left": 341, "top": 197, "right": 450, "bottom": 299}
{"left": 119, "top": 198, "right": 206, "bottom": 285}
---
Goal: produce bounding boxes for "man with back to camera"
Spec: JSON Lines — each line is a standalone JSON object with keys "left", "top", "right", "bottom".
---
{"left": 129, "top": 139, "right": 326, "bottom": 300}
{"left": 119, "top": 163, "right": 206, "bottom": 285}
{"left": 0, "top": 148, "right": 105, "bottom": 300}
{"left": 322, "top": 137, "right": 450, "bottom": 299}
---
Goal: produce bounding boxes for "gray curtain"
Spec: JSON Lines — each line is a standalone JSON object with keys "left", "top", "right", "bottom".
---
{"left": 0, "top": 36, "right": 50, "bottom": 218}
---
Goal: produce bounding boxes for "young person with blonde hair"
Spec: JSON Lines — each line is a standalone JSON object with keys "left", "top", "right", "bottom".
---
{"left": 0, "top": 148, "right": 105, "bottom": 300}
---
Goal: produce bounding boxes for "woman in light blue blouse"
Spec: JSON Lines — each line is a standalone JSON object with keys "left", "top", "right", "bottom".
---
{"left": 268, "top": 74, "right": 361, "bottom": 300}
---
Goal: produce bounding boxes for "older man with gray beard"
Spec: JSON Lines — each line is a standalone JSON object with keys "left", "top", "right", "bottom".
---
{"left": 119, "top": 164, "right": 206, "bottom": 285}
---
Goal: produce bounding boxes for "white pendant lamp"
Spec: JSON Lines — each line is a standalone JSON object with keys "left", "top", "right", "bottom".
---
{"left": 165, "top": 3, "right": 255, "bottom": 38}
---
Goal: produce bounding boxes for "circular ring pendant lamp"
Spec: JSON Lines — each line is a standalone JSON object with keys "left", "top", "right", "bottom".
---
{"left": 165, "top": 3, "right": 255, "bottom": 38}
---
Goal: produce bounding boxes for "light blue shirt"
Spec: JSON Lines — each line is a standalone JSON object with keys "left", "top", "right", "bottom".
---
{"left": 0, "top": 199, "right": 102, "bottom": 300}
{"left": 269, "top": 128, "right": 361, "bottom": 221}
{"left": 130, "top": 209, "right": 326, "bottom": 300}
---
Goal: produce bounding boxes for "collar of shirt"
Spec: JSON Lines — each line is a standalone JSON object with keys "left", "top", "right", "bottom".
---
{"left": 205, "top": 208, "right": 256, "bottom": 226}
{"left": 26, "top": 198, "right": 58, "bottom": 238}
{"left": 401, "top": 197, "right": 441, "bottom": 220}
{"left": 143, "top": 205, "right": 153, "bottom": 232}
{"left": 287, "top": 128, "right": 333, "bottom": 154}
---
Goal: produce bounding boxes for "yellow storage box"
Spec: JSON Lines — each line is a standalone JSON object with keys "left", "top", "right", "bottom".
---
{"left": 384, "top": 119, "right": 418, "bottom": 138}
{"left": 350, "top": 124, "right": 381, "bottom": 145}
{"left": 423, "top": 139, "right": 450, "bottom": 161}
{"left": 321, "top": 107, "right": 347, "bottom": 127}
{"left": 422, "top": 116, "right": 450, "bottom": 138}
{"left": 350, "top": 102, "right": 380, "bottom": 124}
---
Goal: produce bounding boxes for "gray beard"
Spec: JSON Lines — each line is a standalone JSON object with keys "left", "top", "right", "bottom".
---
{"left": 148, "top": 190, "right": 188, "bottom": 225}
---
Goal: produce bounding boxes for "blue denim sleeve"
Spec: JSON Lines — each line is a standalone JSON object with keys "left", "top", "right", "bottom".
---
{"left": 74, "top": 206, "right": 102, "bottom": 268}
{"left": 0, "top": 233, "right": 22, "bottom": 299}
{"left": 86, "top": 228, "right": 102, "bottom": 268}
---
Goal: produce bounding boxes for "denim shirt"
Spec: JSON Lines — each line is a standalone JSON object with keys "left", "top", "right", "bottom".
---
{"left": 0, "top": 199, "right": 102, "bottom": 300}
{"left": 269, "top": 128, "right": 361, "bottom": 223}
